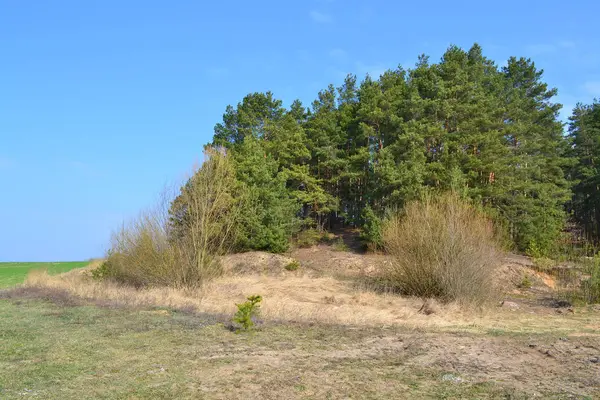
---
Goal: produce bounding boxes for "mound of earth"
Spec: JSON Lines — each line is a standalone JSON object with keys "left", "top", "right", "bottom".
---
{"left": 290, "top": 245, "right": 389, "bottom": 278}
{"left": 220, "top": 245, "right": 390, "bottom": 278}
{"left": 495, "top": 262, "right": 557, "bottom": 292}
{"left": 223, "top": 245, "right": 561, "bottom": 295}
{"left": 220, "top": 252, "right": 297, "bottom": 276}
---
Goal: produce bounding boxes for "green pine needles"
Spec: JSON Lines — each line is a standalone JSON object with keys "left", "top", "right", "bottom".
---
{"left": 232, "top": 295, "right": 263, "bottom": 332}
{"left": 201, "top": 44, "right": 573, "bottom": 254}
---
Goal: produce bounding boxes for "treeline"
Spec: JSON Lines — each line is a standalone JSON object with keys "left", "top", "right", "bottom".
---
{"left": 171, "top": 43, "right": 600, "bottom": 256}
{"left": 568, "top": 102, "right": 600, "bottom": 246}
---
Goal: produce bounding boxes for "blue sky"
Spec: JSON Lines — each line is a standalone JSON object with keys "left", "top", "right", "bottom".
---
{"left": 1, "top": 0, "right": 599, "bottom": 261}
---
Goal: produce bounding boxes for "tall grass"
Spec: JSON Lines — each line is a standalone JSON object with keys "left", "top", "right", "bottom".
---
{"left": 101, "top": 148, "right": 241, "bottom": 288}
{"left": 382, "top": 193, "right": 502, "bottom": 305}
{"left": 558, "top": 254, "right": 600, "bottom": 305}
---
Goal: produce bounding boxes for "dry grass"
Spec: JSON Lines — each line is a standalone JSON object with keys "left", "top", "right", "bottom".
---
{"left": 6, "top": 246, "right": 600, "bottom": 399}
{"left": 24, "top": 268, "right": 453, "bottom": 327}
{"left": 26, "top": 268, "right": 202, "bottom": 311}
{"left": 2, "top": 298, "right": 599, "bottom": 399}
{"left": 382, "top": 193, "right": 502, "bottom": 305}
{"left": 22, "top": 266, "right": 599, "bottom": 336}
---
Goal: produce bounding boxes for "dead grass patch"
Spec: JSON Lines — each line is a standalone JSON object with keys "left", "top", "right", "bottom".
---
{"left": 20, "top": 267, "right": 599, "bottom": 335}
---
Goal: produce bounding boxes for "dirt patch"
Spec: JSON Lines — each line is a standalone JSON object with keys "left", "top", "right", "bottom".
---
{"left": 188, "top": 329, "right": 600, "bottom": 397}
{"left": 220, "top": 245, "right": 391, "bottom": 280}
{"left": 532, "top": 270, "right": 557, "bottom": 289}
{"left": 400, "top": 333, "right": 600, "bottom": 397}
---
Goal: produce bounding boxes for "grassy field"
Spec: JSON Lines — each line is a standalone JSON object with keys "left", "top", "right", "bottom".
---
{"left": 1, "top": 249, "right": 599, "bottom": 399}
{"left": 0, "top": 262, "right": 88, "bottom": 288}
{"left": 0, "top": 291, "right": 598, "bottom": 399}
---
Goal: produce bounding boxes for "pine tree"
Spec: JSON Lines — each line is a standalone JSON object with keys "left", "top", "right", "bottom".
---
{"left": 496, "top": 57, "right": 571, "bottom": 254}
{"left": 171, "top": 43, "right": 577, "bottom": 254}
{"left": 264, "top": 113, "right": 336, "bottom": 225}
{"left": 568, "top": 101, "right": 600, "bottom": 243}
{"left": 304, "top": 85, "right": 344, "bottom": 227}
{"left": 232, "top": 136, "right": 300, "bottom": 252}
{"left": 212, "top": 92, "right": 285, "bottom": 148}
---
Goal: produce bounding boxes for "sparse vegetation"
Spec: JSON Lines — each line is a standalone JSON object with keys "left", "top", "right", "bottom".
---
{"left": 577, "top": 255, "right": 600, "bottom": 304}
{"left": 382, "top": 193, "right": 501, "bottom": 305}
{"left": 5, "top": 234, "right": 600, "bottom": 398}
{"left": 0, "top": 295, "right": 599, "bottom": 399}
{"left": 543, "top": 254, "right": 600, "bottom": 305}
{"left": 284, "top": 260, "right": 300, "bottom": 271}
{"left": 532, "top": 257, "right": 557, "bottom": 273}
{"left": 332, "top": 237, "right": 349, "bottom": 252}
{"left": 581, "top": 270, "right": 600, "bottom": 304}
{"left": 295, "top": 228, "right": 323, "bottom": 248}
{"left": 518, "top": 274, "right": 532, "bottom": 289}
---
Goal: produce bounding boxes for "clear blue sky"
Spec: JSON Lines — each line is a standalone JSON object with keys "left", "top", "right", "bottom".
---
{"left": 1, "top": 0, "right": 599, "bottom": 261}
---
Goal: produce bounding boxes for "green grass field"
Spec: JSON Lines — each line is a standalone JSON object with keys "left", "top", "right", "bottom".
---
{"left": 0, "top": 262, "right": 88, "bottom": 288}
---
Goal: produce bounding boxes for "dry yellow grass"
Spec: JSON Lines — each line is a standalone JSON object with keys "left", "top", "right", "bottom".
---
{"left": 8, "top": 253, "right": 599, "bottom": 399}
{"left": 24, "top": 269, "right": 449, "bottom": 327}
{"left": 23, "top": 266, "right": 598, "bottom": 335}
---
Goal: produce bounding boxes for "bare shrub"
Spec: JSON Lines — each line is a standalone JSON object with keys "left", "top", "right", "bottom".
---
{"left": 103, "top": 201, "right": 177, "bottom": 287}
{"left": 168, "top": 148, "right": 241, "bottom": 286}
{"left": 558, "top": 255, "right": 600, "bottom": 305}
{"left": 101, "top": 148, "right": 241, "bottom": 289}
{"left": 382, "top": 193, "right": 502, "bottom": 305}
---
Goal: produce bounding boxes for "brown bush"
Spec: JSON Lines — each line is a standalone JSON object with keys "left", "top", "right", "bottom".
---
{"left": 102, "top": 208, "right": 180, "bottom": 288}
{"left": 100, "top": 148, "right": 240, "bottom": 289}
{"left": 382, "top": 193, "right": 502, "bottom": 305}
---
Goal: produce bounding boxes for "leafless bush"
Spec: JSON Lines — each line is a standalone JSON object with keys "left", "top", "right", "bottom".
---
{"left": 103, "top": 205, "right": 178, "bottom": 287}
{"left": 382, "top": 193, "right": 502, "bottom": 306}
{"left": 102, "top": 148, "right": 241, "bottom": 288}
